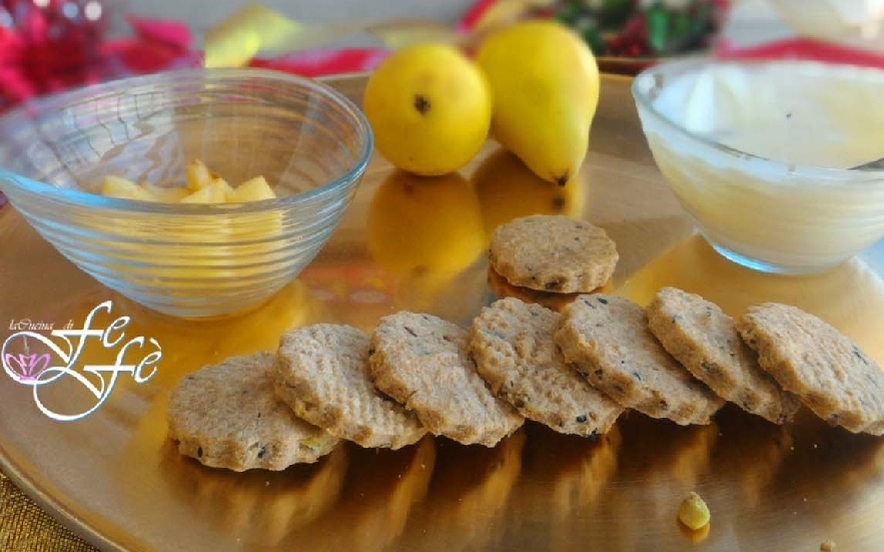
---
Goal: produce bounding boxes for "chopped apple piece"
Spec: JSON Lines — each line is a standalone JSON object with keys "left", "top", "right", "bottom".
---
{"left": 142, "top": 183, "right": 190, "bottom": 202}
{"left": 96, "top": 161, "right": 284, "bottom": 286}
{"left": 180, "top": 180, "right": 234, "bottom": 204}
{"left": 229, "top": 176, "right": 277, "bottom": 202}
{"left": 185, "top": 159, "right": 219, "bottom": 191}
{"left": 102, "top": 162, "right": 275, "bottom": 206}
{"left": 101, "top": 176, "right": 159, "bottom": 202}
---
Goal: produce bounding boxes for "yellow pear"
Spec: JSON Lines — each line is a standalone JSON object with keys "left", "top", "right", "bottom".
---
{"left": 476, "top": 20, "right": 600, "bottom": 186}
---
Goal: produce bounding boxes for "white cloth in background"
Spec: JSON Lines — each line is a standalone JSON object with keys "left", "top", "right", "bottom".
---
{"left": 722, "top": 0, "right": 884, "bottom": 49}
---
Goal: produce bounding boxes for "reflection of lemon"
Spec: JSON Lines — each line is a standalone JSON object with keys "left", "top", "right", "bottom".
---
{"left": 473, "top": 148, "right": 586, "bottom": 238}
{"left": 367, "top": 170, "right": 485, "bottom": 282}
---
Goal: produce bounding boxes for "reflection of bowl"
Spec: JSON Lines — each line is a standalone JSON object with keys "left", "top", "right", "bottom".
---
{"left": 632, "top": 59, "right": 884, "bottom": 274}
{"left": 0, "top": 68, "right": 373, "bottom": 318}
{"left": 617, "top": 234, "right": 884, "bottom": 363}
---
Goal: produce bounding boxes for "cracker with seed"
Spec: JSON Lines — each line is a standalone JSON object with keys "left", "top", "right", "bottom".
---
{"left": 469, "top": 297, "right": 623, "bottom": 436}
{"left": 737, "top": 303, "right": 884, "bottom": 435}
{"left": 167, "top": 352, "right": 338, "bottom": 471}
{"left": 647, "top": 287, "right": 801, "bottom": 424}
{"left": 369, "top": 311, "right": 524, "bottom": 447}
{"left": 275, "top": 324, "right": 427, "bottom": 450}
{"left": 488, "top": 214, "right": 618, "bottom": 293}
{"left": 555, "top": 294, "right": 724, "bottom": 425}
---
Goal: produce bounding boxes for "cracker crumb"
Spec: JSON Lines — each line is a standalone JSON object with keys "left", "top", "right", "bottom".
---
{"left": 820, "top": 539, "right": 836, "bottom": 551}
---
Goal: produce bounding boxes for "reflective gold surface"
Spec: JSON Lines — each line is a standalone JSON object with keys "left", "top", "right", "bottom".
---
{"left": 3, "top": 74, "right": 884, "bottom": 551}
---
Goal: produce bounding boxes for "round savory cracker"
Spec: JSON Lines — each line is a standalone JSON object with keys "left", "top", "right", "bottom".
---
{"left": 555, "top": 294, "right": 724, "bottom": 425}
{"left": 469, "top": 297, "right": 623, "bottom": 436}
{"left": 486, "top": 264, "right": 611, "bottom": 312}
{"left": 167, "top": 352, "right": 338, "bottom": 472}
{"left": 488, "top": 214, "right": 618, "bottom": 294}
{"left": 369, "top": 311, "right": 524, "bottom": 447}
{"left": 736, "top": 303, "right": 884, "bottom": 435}
{"left": 275, "top": 324, "right": 426, "bottom": 450}
{"left": 646, "top": 287, "right": 802, "bottom": 425}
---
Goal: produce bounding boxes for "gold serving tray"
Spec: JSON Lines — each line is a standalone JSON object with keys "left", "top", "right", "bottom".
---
{"left": 3, "top": 74, "right": 884, "bottom": 552}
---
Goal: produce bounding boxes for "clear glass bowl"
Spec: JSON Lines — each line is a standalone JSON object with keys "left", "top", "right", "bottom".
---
{"left": 632, "top": 59, "right": 884, "bottom": 274}
{"left": 0, "top": 68, "right": 373, "bottom": 318}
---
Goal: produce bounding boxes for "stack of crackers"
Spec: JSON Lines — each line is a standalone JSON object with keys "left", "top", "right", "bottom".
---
{"left": 167, "top": 215, "right": 884, "bottom": 472}
{"left": 487, "top": 214, "right": 617, "bottom": 311}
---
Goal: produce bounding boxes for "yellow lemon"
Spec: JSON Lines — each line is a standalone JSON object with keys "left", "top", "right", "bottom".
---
{"left": 363, "top": 43, "right": 492, "bottom": 176}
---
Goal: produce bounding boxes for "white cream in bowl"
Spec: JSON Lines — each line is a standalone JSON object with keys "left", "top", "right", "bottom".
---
{"left": 633, "top": 60, "right": 884, "bottom": 274}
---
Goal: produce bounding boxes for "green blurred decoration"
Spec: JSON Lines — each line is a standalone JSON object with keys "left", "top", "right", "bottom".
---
{"left": 549, "top": 0, "right": 729, "bottom": 57}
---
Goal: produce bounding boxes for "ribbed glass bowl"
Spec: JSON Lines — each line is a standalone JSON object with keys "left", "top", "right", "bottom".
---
{"left": 0, "top": 68, "right": 373, "bottom": 318}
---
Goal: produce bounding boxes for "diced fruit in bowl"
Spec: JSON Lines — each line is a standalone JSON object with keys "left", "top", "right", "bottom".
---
{"left": 230, "top": 176, "right": 276, "bottom": 202}
{"left": 179, "top": 181, "right": 231, "bottom": 204}
{"left": 98, "top": 162, "right": 284, "bottom": 284}
{"left": 143, "top": 183, "right": 190, "bottom": 202}
{"left": 101, "top": 176, "right": 158, "bottom": 202}
{"left": 185, "top": 159, "right": 224, "bottom": 191}
{"left": 101, "top": 161, "right": 278, "bottom": 204}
